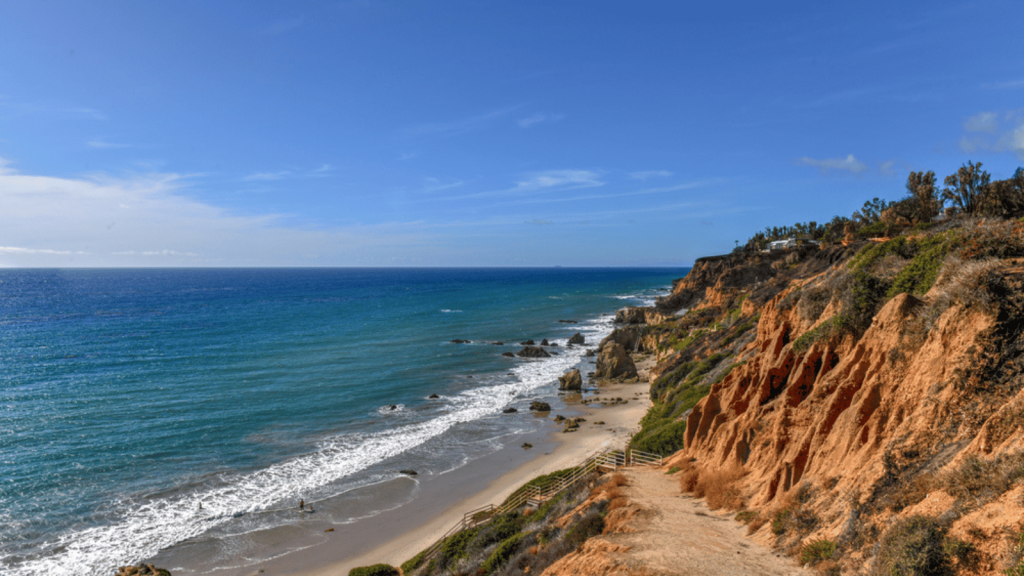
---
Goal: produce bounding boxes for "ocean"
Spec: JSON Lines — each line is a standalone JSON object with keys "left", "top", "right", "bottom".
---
{"left": 0, "top": 267, "right": 684, "bottom": 576}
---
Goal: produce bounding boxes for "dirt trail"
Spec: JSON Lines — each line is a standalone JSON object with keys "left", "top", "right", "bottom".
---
{"left": 543, "top": 467, "right": 810, "bottom": 576}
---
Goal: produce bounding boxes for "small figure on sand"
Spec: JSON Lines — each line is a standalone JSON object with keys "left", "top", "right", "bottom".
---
{"left": 199, "top": 502, "right": 202, "bottom": 510}
{"left": 299, "top": 499, "right": 304, "bottom": 510}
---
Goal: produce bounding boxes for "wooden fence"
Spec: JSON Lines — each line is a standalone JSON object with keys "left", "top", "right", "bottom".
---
{"left": 420, "top": 448, "right": 662, "bottom": 563}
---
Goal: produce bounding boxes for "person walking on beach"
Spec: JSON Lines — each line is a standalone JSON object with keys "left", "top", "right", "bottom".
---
{"left": 300, "top": 499, "right": 304, "bottom": 510}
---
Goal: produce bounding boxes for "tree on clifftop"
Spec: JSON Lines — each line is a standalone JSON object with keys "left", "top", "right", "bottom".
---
{"left": 943, "top": 160, "right": 990, "bottom": 215}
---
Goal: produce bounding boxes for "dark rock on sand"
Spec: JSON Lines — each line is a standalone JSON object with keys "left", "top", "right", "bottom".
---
{"left": 118, "top": 564, "right": 171, "bottom": 576}
{"left": 516, "top": 346, "right": 550, "bottom": 358}
{"left": 399, "top": 469, "right": 418, "bottom": 476}
{"left": 529, "top": 401, "right": 551, "bottom": 412}
{"left": 558, "top": 368, "right": 583, "bottom": 390}
{"left": 595, "top": 342, "right": 638, "bottom": 380}
{"left": 568, "top": 332, "right": 585, "bottom": 345}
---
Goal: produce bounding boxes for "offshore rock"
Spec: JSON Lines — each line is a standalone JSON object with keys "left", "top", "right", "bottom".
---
{"left": 568, "top": 332, "right": 585, "bottom": 345}
{"left": 558, "top": 368, "right": 583, "bottom": 390}
{"left": 595, "top": 342, "right": 637, "bottom": 380}
{"left": 540, "top": 338, "right": 550, "bottom": 346}
{"left": 516, "top": 346, "right": 550, "bottom": 358}
{"left": 501, "top": 351, "right": 515, "bottom": 358}
{"left": 519, "top": 339, "right": 536, "bottom": 345}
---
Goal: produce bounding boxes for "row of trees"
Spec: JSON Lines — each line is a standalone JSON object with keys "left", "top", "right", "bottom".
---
{"left": 742, "top": 161, "right": 1024, "bottom": 251}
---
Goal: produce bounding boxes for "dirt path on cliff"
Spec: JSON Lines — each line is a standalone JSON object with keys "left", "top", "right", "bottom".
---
{"left": 544, "top": 467, "right": 810, "bottom": 576}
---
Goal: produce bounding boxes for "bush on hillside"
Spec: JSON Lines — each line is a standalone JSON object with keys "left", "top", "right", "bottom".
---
{"left": 872, "top": 515, "right": 953, "bottom": 576}
{"left": 349, "top": 564, "right": 398, "bottom": 576}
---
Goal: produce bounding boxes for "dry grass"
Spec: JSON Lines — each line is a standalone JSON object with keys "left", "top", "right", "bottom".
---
{"left": 607, "top": 472, "right": 628, "bottom": 487}
{"left": 678, "top": 463, "right": 747, "bottom": 510}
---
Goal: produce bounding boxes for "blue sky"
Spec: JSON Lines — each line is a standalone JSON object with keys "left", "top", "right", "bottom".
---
{"left": 1, "top": 0, "right": 1022, "bottom": 267}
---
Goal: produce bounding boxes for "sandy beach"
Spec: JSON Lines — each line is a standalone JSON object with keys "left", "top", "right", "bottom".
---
{"left": 240, "top": 372, "right": 653, "bottom": 576}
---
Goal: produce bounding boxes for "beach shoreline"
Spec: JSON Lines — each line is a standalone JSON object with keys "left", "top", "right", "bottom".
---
{"left": 218, "top": 375, "right": 652, "bottom": 576}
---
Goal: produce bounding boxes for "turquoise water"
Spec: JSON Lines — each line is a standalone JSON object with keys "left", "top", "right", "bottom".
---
{"left": 0, "top": 267, "right": 684, "bottom": 576}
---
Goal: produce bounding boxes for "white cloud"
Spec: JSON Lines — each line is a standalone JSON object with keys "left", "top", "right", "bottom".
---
{"left": 402, "top": 106, "right": 521, "bottom": 138}
{"left": 517, "top": 113, "right": 563, "bottom": 128}
{"left": 796, "top": 154, "right": 868, "bottom": 174}
{"left": 879, "top": 161, "right": 896, "bottom": 177}
{"left": 0, "top": 246, "right": 87, "bottom": 255}
{"left": 0, "top": 158, "right": 435, "bottom": 267}
{"left": 513, "top": 169, "right": 603, "bottom": 191}
{"left": 981, "top": 78, "right": 1024, "bottom": 90}
{"left": 959, "top": 110, "right": 1024, "bottom": 160}
{"left": 629, "top": 170, "right": 673, "bottom": 180}
{"left": 243, "top": 171, "right": 292, "bottom": 181}
{"left": 963, "top": 111, "right": 998, "bottom": 133}
{"left": 87, "top": 139, "right": 133, "bottom": 149}
{"left": 421, "top": 177, "right": 464, "bottom": 193}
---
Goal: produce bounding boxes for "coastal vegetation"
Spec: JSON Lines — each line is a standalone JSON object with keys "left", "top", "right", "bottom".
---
{"left": 363, "top": 160, "right": 1024, "bottom": 575}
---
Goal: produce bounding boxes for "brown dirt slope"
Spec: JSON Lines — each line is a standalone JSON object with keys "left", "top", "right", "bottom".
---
{"left": 541, "top": 467, "right": 810, "bottom": 576}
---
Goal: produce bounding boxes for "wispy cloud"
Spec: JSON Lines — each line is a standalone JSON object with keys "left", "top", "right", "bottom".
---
{"left": 243, "top": 171, "right": 292, "bottom": 181}
{"left": 263, "top": 15, "right": 304, "bottom": 35}
{"left": 960, "top": 110, "right": 1024, "bottom": 160}
{"left": 87, "top": 139, "right": 134, "bottom": 149}
{"left": 498, "top": 179, "right": 722, "bottom": 206}
{"left": 112, "top": 249, "right": 198, "bottom": 257}
{"left": 963, "top": 111, "right": 998, "bottom": 133}
{"left": 517, "top": 113, "right": 564, "bottom": 128}
{"left": 437, "top": 169, "right": 603, "bottom": 201}
{"left": 0, "top": 246, "right": 88, "bottom": 255}
{"left": 981, "top": 78, "right": 1024, "bottom": 90}
{"left": 421, "top": 177, "right": 464, "bottom": 193}
{"left": 796, "top": 154, "right": 868, "bottom": 174}
{"left": 401, "top": 106, "right": 521, "bottom": 139}
{"left": 629, "top": 170, "right": 672, "bottom": 180}
{"left": 0, "top": 157, "right": 435, "bottom": 267}
{"left": 525, "top": 219, "right": 553, "bottom": 226}
{"left": 0, "top": 98, "right": 106, "bottom": 120}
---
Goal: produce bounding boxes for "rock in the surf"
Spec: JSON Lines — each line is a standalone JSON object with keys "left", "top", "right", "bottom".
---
{"left": 558, "top": 368, "right": 583, "bottom": 390}
{"left": 529, "top": 401, "right": 551, "bottom": 412}
{"left": 516, "top": 346, "right": 550, "bottom": 358}
{"left": 501, "top": 351, "right": 515, "bottom": 358}
{"left": 399, "top": 469, "right": 418, "bottom": 476}
{"left": 519, "top": 339, "right": 535, "bottom": 345}
{"left": 568, "top": 332, "right": 585, "bottom": 345}
{"left": 502, "top": 407, "right": 518, "bottom": 413}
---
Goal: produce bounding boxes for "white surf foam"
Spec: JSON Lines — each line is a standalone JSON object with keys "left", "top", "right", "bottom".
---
{"left": 4, "top": 310, "right": 620, "bottom": 576}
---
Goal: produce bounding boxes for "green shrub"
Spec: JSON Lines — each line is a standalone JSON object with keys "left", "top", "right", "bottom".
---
{"left": 565, "top": 508, "right": 605, "bottom": 547}
{"left": 887, "top": 237, "right": 951, "bottom": 298}
{"left": 348, "top": 564, "right": 398, "bottom": 576}
{"left": 872, "top": 515, "right": 952, "bottom": 576}
{"left": 474, "top": 512, "right": 523, "bottom": 547}
{"left": 436, "top": 527, "right": 479, "bottom": 569}
{"left": 630, "top": 419, "right": 687, "bottom": 455}
{"left": 792, "top": 315, "right": 851, "bottom": 354}
{"left": 667, "top": 466, "right": 681, "bottom": 474}
{"left": 734, "top": 509, "right": 757, "bottom": 523}
{"left": 799, "top": 539, "right": 836, "bottom": 566}
{"left": 400, "top": 550, "right": 427, "bottom": 574}
{"left": 771, "top": 508, "right": 791, "bottom": 535}
{"left": 480, "top": 533, "right": 526, "bottom": 574}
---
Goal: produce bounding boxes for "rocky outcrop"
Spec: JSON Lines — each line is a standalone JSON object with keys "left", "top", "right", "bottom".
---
{"left": 615, "top": 306, "right": 669, "bottom": 325}
{"left": 595, "top": 342, "right": 637, "bottom": 380}
{"left": 516, "top": 346, "right": 550, "bottom": 358}
{"left": 529, "top": 401, "right": 551, "bottom": 412}
{"left": 116, "top": 565, "right": 170, "bottom": 576}
{"left": 558, "top": 368, "right": 583, "bottom": 390}
{"left": 600, "top": 327, "right": 646, "bottom": 353}
{"left": 568, "top": 332, "right": 585, "bottom": 345}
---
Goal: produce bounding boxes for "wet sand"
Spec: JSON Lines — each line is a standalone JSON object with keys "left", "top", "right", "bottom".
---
{"left": 213, "top": 377, "right": 653, "bottom": 576}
